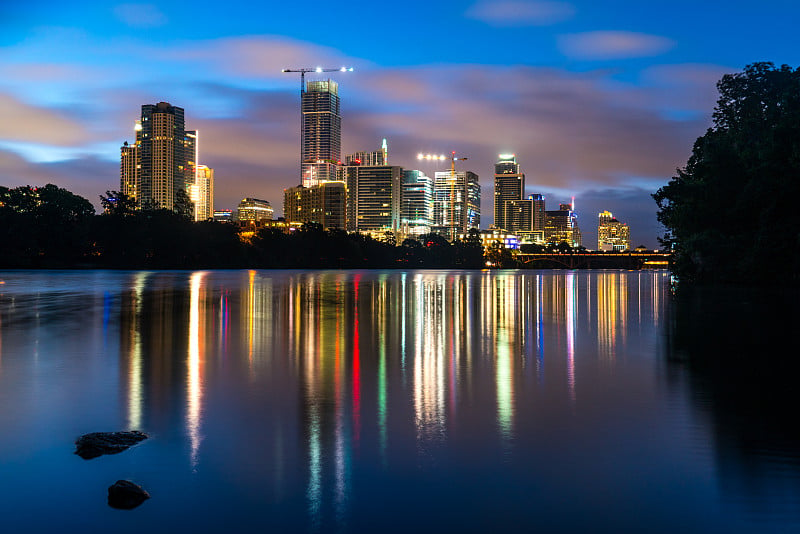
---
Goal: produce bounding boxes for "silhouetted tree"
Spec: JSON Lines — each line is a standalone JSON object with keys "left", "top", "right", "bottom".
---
{"left": 174, "top": 188, "right": 194, "bottom": 220}
{"left": 0, "top": 184, "right": 95, "bottom": 266}
{"left": 99, "top": 190, "right": 137, "bottom": 216}
{"left": 654, "top": 62, "right": 800, "bottom": 284}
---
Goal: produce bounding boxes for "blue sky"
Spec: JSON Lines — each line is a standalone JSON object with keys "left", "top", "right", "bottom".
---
{"left": 2, "top": 0, "right": 799, "bottom": 247}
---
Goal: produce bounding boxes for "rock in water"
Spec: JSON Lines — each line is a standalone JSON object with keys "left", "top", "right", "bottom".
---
{"left": 108, "top": 480, "right": 150, "bottom": 509}
{"left": 75, "top": 431, "right": 148, "bottom": 459}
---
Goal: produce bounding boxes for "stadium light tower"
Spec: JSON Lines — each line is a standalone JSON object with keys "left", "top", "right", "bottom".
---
{"left": 282, "top": 67, "right": 354, "bottom": 180}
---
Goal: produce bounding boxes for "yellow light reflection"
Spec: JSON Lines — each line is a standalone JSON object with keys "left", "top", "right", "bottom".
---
{"left": 413, "top": 273, "right": 447, "bottom": 443}
{"left": 127, "top": 272, "right": 149, "bottom": 431}
{"left": 187, "top": 271, "right": 206, "bottom": 469}
{"left": 566, "top": 272, "right": 576, "bottom": 404}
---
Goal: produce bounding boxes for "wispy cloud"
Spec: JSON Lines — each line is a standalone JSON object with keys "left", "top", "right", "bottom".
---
{"left": 113, "top": 4, "right": 168, "bottom": 28}
{"left": 466, "top": 0, "right": 575, "bottom": 26}
{"left": 0, "top": 32, "right": 726, "bottom": 246}
{"left": 0, "top": 93, "right": 90, "bottom": 146}
{"left": 559, "top": 31, "right": 675, "bottom": 60}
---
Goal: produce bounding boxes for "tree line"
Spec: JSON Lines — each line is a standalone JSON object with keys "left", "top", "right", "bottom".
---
{"left": 0, "top": 187, "right": 485, "bottom": 269}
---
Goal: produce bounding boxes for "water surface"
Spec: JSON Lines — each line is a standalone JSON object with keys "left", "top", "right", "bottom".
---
{"left": 0, "top": 270, "right": 797, "bottom": 533}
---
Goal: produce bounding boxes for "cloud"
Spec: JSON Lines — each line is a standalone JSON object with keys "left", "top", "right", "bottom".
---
{"left": 466, "top": 1, "right": 575, "bottom": 26}
{"left": 113, "top": 4, "right": 168, "bottom": 28}
{"left": 0, "top": 29, "right": 721, "bottom": 247}
{"left": 0, "top": 93, "right": 90, "bottom": 146}
{"left": 0, "top": 149, "right": 116, "bottom": 208}
{"left": 164, "top": 36, "right": 354, "bottom": 80}
{"left": 559, "top": 31, "right": 675, "bottom": 60}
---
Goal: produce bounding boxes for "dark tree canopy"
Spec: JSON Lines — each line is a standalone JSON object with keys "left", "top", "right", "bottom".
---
{"left": 653, "top": 62, "right": 800, "bottom": 284}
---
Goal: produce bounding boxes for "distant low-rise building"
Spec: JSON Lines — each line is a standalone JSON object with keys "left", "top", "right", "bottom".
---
{"left": 213, "top": 209, "right": 233, "bottom": 223}
{"left": 237, "top": 198, "right": 273, "bottom": 224}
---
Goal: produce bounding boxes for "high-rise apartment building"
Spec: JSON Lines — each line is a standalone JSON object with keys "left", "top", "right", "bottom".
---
{"left": 493, "top": 154, "right": 525, "bottom": 231}
{"left": 189, "top": 165, "right": 214, "bottom": 221}
{"left": 301, "top": 80, "right": 341, "bottom": 187}
{"left": 341, "top": 165, "right": 403, "bottom": 234}
{"left": 284, "top": 182, "right": 347, "bottom": 230}
{"left": 120, "top": 122, "right": 141, "bottom": 200}
{"left": 597, "top": 210, "right": 631, "bottom": 251}
{"left": 433, "top": 171, "right": 480, "bottom": 240}
{"left": 140, "top": 102, "right": 186, "bottom": 209}
{"left": 120, "top": 102, "right": 195, "bottom": 211}
{"left": 401, "top": 170, "right": 434, "bottom": 236}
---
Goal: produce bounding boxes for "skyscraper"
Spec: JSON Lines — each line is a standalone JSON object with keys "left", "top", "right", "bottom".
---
{"left": 401, "top": 170, "right": 434, "bottom": 236}
{"left": 120, "top": 121, "right": 141, "bottom": 201}
{"left": 301, "top": 80, "right": 341, "bottom": 187}
{"left": 433, "top": 170, "right": 480, "bottom": 240}
{"left": 545, "top": 203, "right": 581, "bottom": 247}
{"left": 140, "top": 102, "right": 187, "bottom": 209}
{"left": 493, "top": 154, "right": 525, "bottom": 231}
{"left": 189, "top": 165, "right": 214, "bottom": 221}
{"left": 597, "top": 211, "right": 631, "bottom": 251}
{"left": 120, "top": 102, "right": 192, "bottom": 211}
{"left": 342, "top": 165, "right": 403, "bottom": 234}
{"left": 505, "top": 198, "right": 533, "bottom": 233}
{"left": 530, "top": 193, "right": 546, "bottom": 232}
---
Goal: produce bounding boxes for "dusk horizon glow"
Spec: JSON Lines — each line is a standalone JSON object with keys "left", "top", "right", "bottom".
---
{"left": 2, "top": 0, "right": 799, "bottom": 247}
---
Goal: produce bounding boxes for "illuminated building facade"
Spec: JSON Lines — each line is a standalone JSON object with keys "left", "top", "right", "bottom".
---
{"left": 493, "top": 154, "right": 525, "bottom": 231}
{"left": 237, "top": 198, "right": 274, "bottom": 223}
{"left": 432, "top": 170, "right": 480, "bottom": 240}
{"left": 530, "top": 193, "right": 546, "bottom": 232}
{"left": 505, "top": 198, "right": 533, "bottom": 233}
{"left": 183, "top": 130, "right": 198, "bottom": 191}
{"left": 401, "top": 170, "right": 434, "bottom": 236}
{"left": 284, "top": 182, "right": 346, "bottom": 230}
{"left": 120, "top": 123, "right": 140, "bottom": 200}
{"left": 341, "top": 165, "right": 403, "bottom": 234}
{"left": 345, "top": 139, "right": 388, "bottom": 166}
{"left": 302, "top": 80, "right": 341, "bottom": 187}
{"left": 120, "top": 102, "right": 196, "bottom": 211}
{"left": 139, "top": 102, "right": 187, "bottom": 210}
{"left": 189, "top": 165, "right": 214, "bottom": 221}
{"left": 213, "top": 209, "right": 233, "bottom": 223}
{"left": 545, "top": 203, "right": 581, "bottom": 247}
{"left": 597, "top": 210, "right": 631, "bottom": 251}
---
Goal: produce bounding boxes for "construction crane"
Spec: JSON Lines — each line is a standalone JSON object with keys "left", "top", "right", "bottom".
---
{"left": 417, "top": 151, "right": 469, "bottom": 240}
{"left": 281, "top": 66, "right": 353, "bottom": 93}
{"left": 282, "top": 67, "right": 354, "bottom": 181}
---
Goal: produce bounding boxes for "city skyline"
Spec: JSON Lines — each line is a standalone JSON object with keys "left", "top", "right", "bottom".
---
{"left": 3, "top": 1, "right": 800, "bottom": 247}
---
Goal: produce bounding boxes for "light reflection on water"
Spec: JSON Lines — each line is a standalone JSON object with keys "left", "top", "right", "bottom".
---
{"left": 0, "top": 270, "right": 798, "bottom": 533}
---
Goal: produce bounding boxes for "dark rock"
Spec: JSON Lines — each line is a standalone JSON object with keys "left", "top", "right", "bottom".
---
{"left": 75, "top": 431, "right": 148, "bottom": 460}
{"left": 108, "top": 480, "right": 150, "bottom": 510}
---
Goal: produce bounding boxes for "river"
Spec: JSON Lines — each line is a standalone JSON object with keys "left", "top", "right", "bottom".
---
{"left": 0, "top": 270, "right": 797, "bottom": 533}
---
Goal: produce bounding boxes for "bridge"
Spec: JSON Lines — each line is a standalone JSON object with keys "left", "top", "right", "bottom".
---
{"left": 514, "top": 251, "right": 671, "bottom": 270}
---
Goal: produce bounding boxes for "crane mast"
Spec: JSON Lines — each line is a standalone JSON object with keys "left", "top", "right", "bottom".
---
{"left": 417, "top": 151, "right": 469, "bottom": 240}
